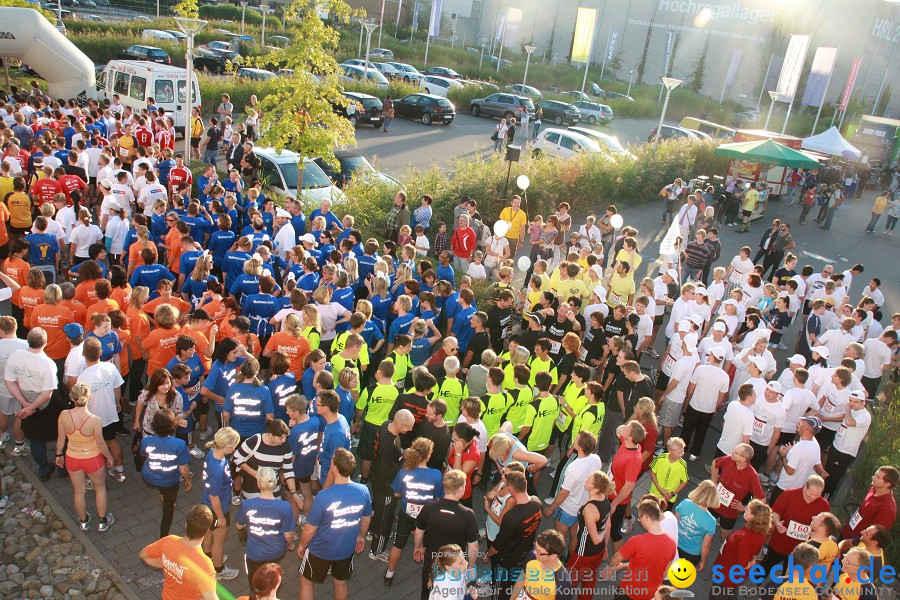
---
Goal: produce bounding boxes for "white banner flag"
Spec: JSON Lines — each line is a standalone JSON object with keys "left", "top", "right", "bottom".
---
{"left": 776, "top": 34, "right": 810, "bottom": 102}
{"left": 429, "top": 0, "right": 442, "bottom": 38}
{"left": 802, "top": 47, "right": 838, "bottom": 107}
{"left": 725, "top": 48, "right": 742, "bottom": 86}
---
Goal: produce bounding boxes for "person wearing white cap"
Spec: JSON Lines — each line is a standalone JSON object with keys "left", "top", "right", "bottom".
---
{"left": 818, "top": 318, "right": 858, "bottom": 368}
{"left": 776, "top": 354, "right": 808, "bottom": 391}
{"left": 663, "top": 282, "right": 695, "bottom": 341}
{"left": 729, "top": 334, "right": 775, "bottom": 401}
{"left": 748, "top": 380, "right": 786, "bottom": 479}
{"left": 770, "top": 416, "right": 825, "bottom": 504}
{"left": 656, "top": 334, "right": 699, "bottom": 451}
{"left": 815, "top": 366, "right": 854, "bottom": 455}
{"left": 687, "top": 286, "right": 712, "bottom": 325}
{"left": 654, "top": 320, "right": 690, "bottom": 404}
{"left": 583, "top": 285, "right": 609, "bottom": 325}
{"left": 680, "top": 345, "right": 730, "bottom": 461}
{"left": 272, "top": 207, "right": 296, "bottom": 262}
{"left": 103, "top": 200, "right": 128, "bottom": 264}
{"left": 697, "top": 320, "right": 734, "bottom": 368}
{"left": 823, "top": 391, "right": 872, "bottom": 498}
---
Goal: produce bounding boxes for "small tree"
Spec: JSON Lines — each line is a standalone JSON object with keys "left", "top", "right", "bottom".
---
{"left": 173, "top": 0, "right": 198, "bottom": 19}
{"left": 606, "top": 50, "right": 624, "bottom": 80}
{"left": 0, "top": 0, "right": 53, "bottom": 19}
{"left": 687, "top": 35, "right": 710, "bottom": 93}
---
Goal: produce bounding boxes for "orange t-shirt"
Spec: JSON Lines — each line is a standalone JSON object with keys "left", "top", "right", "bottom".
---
{"left": 165, "top": 228, "right": 182, "bottom": 274}
{"left": 180, "top": 326, "right": 212, "bottom": 372}
{"left": 31, "top": 303, "right": 75, "bottom": 360}
{"left": 128, "top": 242, "right": 158, "bottom": 271}
{"left": 0, "top": 202, "right": 9, "bottom": 247}
{"left": 142, "top": 326, "right": 181, "bottom": 375}
{"left": 114, "top": 328, "right": 131, "bottom": 377}
{"left": 74, "top": 278, "right": 103, "bottom": 308}
{"left": 264, "top": 331, "right": 311, "bottom": 378}
{"left": 61, "top": 298, "right": 87, "bottom": 328}
{"left": 127, "top": 305, "right": 151, "bottom": 358}
{"left": 85, "top": 299, "right": 119, "bottom": 328}
{"left": 2, "top": 256, "right": 29, "bottom": 307}
{"left": 218, "top": 326, "right": 261, "bottom": 357}
{"left": 145, "top": 295, "right": 191, "bottom": 320}
{"left": 110, "top": 285, "right": 132, "bottom": 312}
{"left": 19, "top": 286, "right": 45, "bottom": 328}
{"left": 141, "top": 535, "right": 216, "bottom": 600}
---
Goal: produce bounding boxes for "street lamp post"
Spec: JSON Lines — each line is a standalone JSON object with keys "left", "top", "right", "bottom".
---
{"left": 363, "top": 22, "right": 378, "bottom": 74}
{"left": 764, "top": 90, "right": 779, "bottom": 131}
{"left": 260, "top": 4, "right": 269, "bottom": 50}
{"left": 240, "top": 1, "right": 248, "bottom": 36}
{"left": 174, "top": 17, "right": 208, "bottom": 162}
{"left": 522, "top": 45, "right": 536, "bottom": 87}
{"left": 479, "top": 39, "right": 487, "bottom": 69}
{"left": 654, "top": 76, "right": 682, "bottom": 147}
{"left": 626, "top": 68, "right": 636, "bottom": 98}
{"left": 358, "top": 18, "right": 365, "bottom": 58}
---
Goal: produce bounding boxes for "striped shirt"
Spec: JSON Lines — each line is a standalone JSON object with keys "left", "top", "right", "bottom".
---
{"left": 233, "top": 434, "right": 294, "bottom": 496}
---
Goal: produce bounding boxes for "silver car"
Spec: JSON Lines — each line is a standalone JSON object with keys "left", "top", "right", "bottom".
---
{"left": 469, "top": 93, "right": 535, "bottom": 120}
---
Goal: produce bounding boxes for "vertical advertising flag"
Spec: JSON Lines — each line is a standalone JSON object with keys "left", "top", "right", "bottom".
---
{"left": 571, "top": 8, "right": 598, "bottom": 64}
{"left": 411, "top": 0, "right": 419, "bottom": 31}
{"left": 504, "top": 8, "right": 523, "bottom": 48}
{"left": 802, "top": 47, "right": 839, "bottom": 107}
{"left": 429, "top": 0, "right": 442, "bottom": 38}
{"left": 606, "top": 28, "right": 622, "bottom": 63}
{"left": 662, "top": 30, "right": 675, "bottom": 76}
{"left": 494, "top": 11, "right": 505, "bottom": 43}
{"left": 776, "top": 34, "right": 811, "bottom": 101}
{"left": 840, "top": 57, "right": 862, "bottom": 110}
{"left": 725, "top": 48, "right": 743, "bottom": 86}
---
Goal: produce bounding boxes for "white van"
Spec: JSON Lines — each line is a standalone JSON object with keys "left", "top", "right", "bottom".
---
{"left": 141, "top": 29, "right": 178, "bottom": 43}
{"left": 96, "top": 61, "right": 201, "bottom": 132}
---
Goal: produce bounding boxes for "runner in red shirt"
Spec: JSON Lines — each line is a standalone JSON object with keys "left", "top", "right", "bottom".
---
{"left": 609, "top": 420, "right": 646, "bottom": 552}
{"left": 710, "top": 443, "right": 766, "bottom": 538}
{"left": 30, "top": 167, "right": 63, "bottom": 207}
{"left": 56, "top": 168, "right": 87, "bottom": 205}
{"left": 764, "top": 475, "right": 829, "bottom": 571}
{"left": 840, "top": 466, "right": 898, "bottom": 540}
{"left": 135, "top": 119, "right": 154, "bottom": 148}
{"left": 712, "top": 499, "right": 772, "bottom": 588}
{"left": 608, "top": 498, "right": 677, "bottom": 600}
{"left": 168, "top": 153, "right": 192, "bottom": 195}
{"left": 155, "top": 118, "right": 175, "bottom": 151}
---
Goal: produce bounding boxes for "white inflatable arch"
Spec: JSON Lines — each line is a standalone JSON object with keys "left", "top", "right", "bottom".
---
{"left": 0, "top": 6, "right": 95, "bottom": 101}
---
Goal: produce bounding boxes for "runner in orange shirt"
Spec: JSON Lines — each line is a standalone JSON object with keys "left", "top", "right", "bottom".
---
{"left": 109, "top": 265, "right": 132, "bottom": 311}
{"left": 3, "top": 240, "right": 31, "bottom": 331}
{"left": 126, "top": 287, "right": 152, "bottom": 405}
{"left": 144, "top": 280, "right": 191, "bottom": 322}
{"left": 180, "top": 310, "right": 217, "bottom": 373}
{"left": 84, "top": 279, "right": 119, "bottom": 328}
{"left": 30, "top": 285, "right": 75, "bottom": 363}
{"left": 142, "top": 304, "right": 183, "bottom": 376}
{"left": 109, "top": 310, "right": 132, "bottom": 380}
{"left": 61, "top": 282, "right": 88, "bottom": 327}
{"left": 19, "top": 268, "right": 46, "bottom": 329}
{"left": 262, "top": 313, "right": 311, "bottom": 378}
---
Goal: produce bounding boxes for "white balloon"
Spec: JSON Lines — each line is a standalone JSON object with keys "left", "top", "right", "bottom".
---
{"left": 493, "top": 220, "right": 510, "bottom": 237}
{"left": 517, "top": 175, "right": 531, "bottom": 190}
{"left": 517, "top": 255, "right": 532, "bottom": 271}
{"left": 610, "top": 213, "right": 624, "bottom": 229}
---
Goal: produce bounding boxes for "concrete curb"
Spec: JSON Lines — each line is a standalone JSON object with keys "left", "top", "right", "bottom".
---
{"left": 12, "top": 456, "right": 143, "bottom": 600}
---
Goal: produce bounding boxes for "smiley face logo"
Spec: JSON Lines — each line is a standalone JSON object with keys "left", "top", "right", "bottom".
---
{"left": 667, "top": 559, "right": 696, "bottom": 588}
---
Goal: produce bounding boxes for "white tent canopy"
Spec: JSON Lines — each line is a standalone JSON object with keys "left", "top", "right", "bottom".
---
{"left": 802, "top": 126, "right": 862, "bottom": 159}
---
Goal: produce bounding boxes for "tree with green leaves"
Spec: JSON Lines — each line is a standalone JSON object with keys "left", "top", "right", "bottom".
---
{"left": 253, "top": 0, "right": 361, "bottom": 197}
{"left": 687, "top": 34, "right": 710, "bottom": 93}
{"left": 173, "top": 0, "right": 198, "bottom": 19}
{"left": 0, "top": 0, "right": 53, "bottom": 20}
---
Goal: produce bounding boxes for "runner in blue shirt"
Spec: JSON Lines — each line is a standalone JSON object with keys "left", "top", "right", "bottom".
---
{"left": 285, "top": 395, "right": 321, "bottom": 512}
{"left": 235, "top": 467, "right": 295, "bottom": 588}
{"left": 240, "top": 280, "right": 280, "bottom": 341}
{"left": 130, "top": 261, "right": 175, "bottom": 300}
{"left": 139, "top": 409, "right": 192, "bottom": 538}
{"left": 24, "top": 227, "right": 58, "bottom": 268}
{"left": 85, "top": 316, "right": 123, "bottom": 363}
{"left": 313, "top": 391, "right": 351, "bottom": 488}
{"left": 308, "top": 201, "right": 343, "bottom": 232}
{"left": 201, "top": 426, "right": 241, "bottom": 580}
{"left": 208, "top": 219, "right": 236, "bottom": 273}
{"left": 223, "top": 358, "right": 275, "bottom": 439}
{"left": 201, "top": 339, "right": 246, "bottom": 418}
{"left": 267, "top": 356, "right": 298, "bottom": 423}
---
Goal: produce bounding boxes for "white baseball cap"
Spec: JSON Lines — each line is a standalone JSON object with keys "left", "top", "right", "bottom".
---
{"left": 300, "top": 233, "right": 316, "bottom": 244}
{"left": 812, "top": 345, "right": 830, "bottom": 359}
{"left": 678, "top": 319, "right": 692, "bottom": 332}
{"left": 688, "top": 314, "right": 704, "bottom": 327}
{"left": 684, "top": 334, "right": 698, "bottom": 353}
{"left": 593, "top": 285, "right": 607, "bottom": 301}
{"left": 665, "top": 268, "right": 679, "bottom": 280}
{"left": 766, "top": 381, "right": 783, "bottom": 393}
{"left": 788, "top": 354, "right": 807, "bottom": 366}
{"left": 709, "top": 346, "right": 726, "bottom": 360}
{"left": 275, "top": 208, "right": 291, "bottom": 219}
{"left": 750, "top": 356, "right": 768, "bottom": 370}
{"left": 712, "top": 321, "right": 727, "bottom": 332}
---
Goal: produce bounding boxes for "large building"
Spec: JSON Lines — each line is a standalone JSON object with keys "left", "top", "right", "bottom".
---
{"left": 350, "top": 0, "right": 900, "bottom": 115}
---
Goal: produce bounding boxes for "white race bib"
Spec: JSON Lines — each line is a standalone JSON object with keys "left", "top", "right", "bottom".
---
{"left": 550, "top": 340, "right": 562, "bottom": 355}
{"left": 579, "top": 347, "right": 588, "bottom": 362}
{"left": 490, "top": 497, "right": 504, "bottom": 517}
{"left": 609, "top": 292, "right": 622, "bottom": 305}
{"left": 848, "top": 510, "right": 862, "bottom": 530}
{"left": 556, "top": 411, "right": 568, "bottom": 429}
{"left": 716, "top": 482, "right": 736, "bottom": 508}
{"left": 730, "top": 269, "right": 745, "bottom": 284}
{"left": 663, "top": 354, "right": 676, "bottom": 372}
{"left": 406, "top": 502, "right": 423, "bottom": 518}
{"left": 752, "top": 417, "right": 766, "bottom": 437}
{"left": 786, "top": 519, "right": 811, "bottom": 541}
{"left": 313, "top": 461, "right": 321, "bottom": 483}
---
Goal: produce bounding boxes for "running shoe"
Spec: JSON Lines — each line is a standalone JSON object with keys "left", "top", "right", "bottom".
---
{"left": 647, "top": 349, "right": 659, "bottom": 359}
{"left": 86, "top": 478, "right": 93, "bottom": 490}
{"left": 108, "top": 469, "right": 125, "bottom": 482}
{"left": 97, "top": 512, "right": 116, "bottom": 532}
{"left": 620, "top": 515, "right": 634, "bottom": 534}
{"left": 688, "top": 454, "right": 698, "bottom": 462}
{"left": 231, "top": 496, "right": 243, "bottom": 506}
{"left": 759, "top": 473, "right": 770, "bottom": 486}
{"left": 369, "top": 551, "right": 389, "bottom": 562}
{"left": 190, "top": 447, "right": 206, "bottom": 459}
{"left": 11, "top": 444, "right": 30, "bottom": 457}
{"left": 384, "top": 573, "right": 394, "bottom": 587}
{"left": 365, "top": 531, "right": 374, "bottom": 541}
{"left": 199, "top": 428, "right": 211, "bottom": 441}
{"left": 0, "top": 432, "right": 10, "bottom": 450}
{"left": 216, "top": 567, "right": 240, "bottom": 581}
{"left": 79, "top": 512, "right": 92, "bottom": 531}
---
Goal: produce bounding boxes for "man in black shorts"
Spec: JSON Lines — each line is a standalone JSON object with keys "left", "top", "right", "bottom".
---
{"left": 296, "top": 448, "right": 372, "bottom": 600}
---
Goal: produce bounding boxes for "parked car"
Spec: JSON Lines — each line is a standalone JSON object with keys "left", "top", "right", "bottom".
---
{"left": 603, "top": 90, "right": 635, "bottom": 102}
{"left": 420, "top": 75, "right": 463, "bottom": 98}
{"left": 82, "top": 1, "right": 98, "bottom": 8}
{"left": 214, "top": 30, "right": 253, "bottom": 43}
{"left": 486, "top": 55, "right": 512, "bottom": 68}
{"left": 369, "top": 48, "right": 394, "bottom": 60}
{"left": 268, "top": 35, "right": 291, "bottom": 47}
{"left": 118, "top": 45, "right": 171, "bottom": 65}
{"left": 313, "top": 151, "right": 402, "bottom": 190}
{"left": 732, "top": 105, "right": 760, "bottom": 127}
{"left": 165, "top": 30, "right": 188, "bottom": 42}
{"left": 200, "top": 41, "right": 241, "bottom": 63}
{"left": 590, "top": 82, "right": 605, "bottom": 97}
{"left": 393, "top": 93, "right": 455, "bottom": 125}
{"left": 420, "top": 66, "right": 462, "bottom": 79}
{"left": 571, "top": 100, "right": 613, "bottom": 124}
{"left": 142, "top": 29, "right": 178, "bottom": 43}
{"left": 683, "top": 128, "right": 712, "bottom": 140}
{"left": 193, "top": 52, "right": 228, "bottom": 73}
{"left": 339, "top": 64, "right": 389, "bottom": 88}
{"left": 341, "top": 59, "right": 367, "bottom": 67}
{"left": 386, "top": 62, "right": 424, "bottom": 83}
{"left": 532, "top": 128, "right": 603, "bottom": 159}
{"left": 647, "top": 125, "right": 699, "bottom": 143}
{"left": 561, "top": 90, "right": 590, "bottom": 101}
{"left": 236, "top": 67, "right": 277, "bottom": 81}
{"left": 83, "top": 14, "right": 105, "bottom": 22}
{"left": 469, "top": 93, "right": 535, "bottom": 120}
{"left": 535, "top": 100, "right": 580, "bottom": 126}
{"left": 462, "top": 80, "right": 499, "bottom": 92}
{"left": 254, "top": 147, "right": 347, "bottom": 206}
{"left": 372, "top": 62, "right": 401, "bottom": 79}
{"left": 338, "top": 91, "right": 383, "bottom": 128}
{"left": 506, "top": 83, "right": 542, "bottom": 99}
{"left": 566, "top": 127, "right": 633, "bottom": 158}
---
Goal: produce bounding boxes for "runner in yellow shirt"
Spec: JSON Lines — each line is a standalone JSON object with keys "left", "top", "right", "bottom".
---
{"left": 498, "top": 195, "right": 528, "bottom": 253}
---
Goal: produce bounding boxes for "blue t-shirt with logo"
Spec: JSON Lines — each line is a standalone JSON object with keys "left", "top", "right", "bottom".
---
{"left": 289, "top": 417, "right": 321, "bottom": 479}
{"left": 140, "top": 435, "right": 190, "bottom": 488}
{"left": 268, "top": 373, "right": 298, "bottom": 423}
{"left": 318, "top": 416, "right": 351, "bottom": 486}
{"left": 85, "top": 330, "right": 122, "bottom": 362}
{"left": 391, "top": 467, "right": 444, "bottom": 515}
{"left": 25, "top": 232, "right": 58, "bottom": 267}
{"left": 130, "top": 264, "right": 175, "bottom": 299}
{"left": 166, "top": 354, "right": 205, "bottom": 397}
{"left": 451, "top": 305, "right": 477, "bottom": 354}
{"left": 675, "top": 498, "right": 717, "bottom": 555}
{"left": 224, "top": 383, "right": 275, "bottom": 438}
{"left": 202, "top": 358, "right": 244, "bottom": 413}
{"left": 202, "top": 452, "right": 233, "bottom": 514}
{"left": 335, "top": 387, "right": 355, "bottom": 425}
{"left": 236, "top": 497, "right": 295, "bottom": 561}
{"left": 306, "top": 482, "right": 372, "bottom": 560}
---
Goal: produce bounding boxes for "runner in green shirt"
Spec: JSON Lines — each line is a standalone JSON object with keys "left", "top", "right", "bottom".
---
{"left": 522, "top": 371, "right": 560, "bottom": 453}
{"left": 505, "top": 364, "right": 534, "bottom": 435}
{"left": 480, "top": 367, "right": 512, "bottom": 437}
{"left": 649, "top": 437, "right": 690, "bottom": 504}
{"left": 435, "top": 358, "right": 468, "bottom": 424}
{"left": 528, "top": 340, "right": 559, "bottom": 387}
{"left": 354, "top": 360, "right": 399, "bottom": 481}
{"left": 383, "top": 334, "right": 413, "bottom": 387}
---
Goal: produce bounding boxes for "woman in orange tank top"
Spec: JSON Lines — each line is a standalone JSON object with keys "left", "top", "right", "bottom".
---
{"left": 55, "top": 383, "right": 115, "bottom": 532}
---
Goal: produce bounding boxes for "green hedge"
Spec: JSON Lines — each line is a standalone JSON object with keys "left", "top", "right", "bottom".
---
{"left": 196, "top": 73, "right": 278, "bottom": 112}
{"left": 198, "top": 3, "right": 282, "bottom": 28}
{"left": 337, "top": 138, "right": 729, "bottom": 239}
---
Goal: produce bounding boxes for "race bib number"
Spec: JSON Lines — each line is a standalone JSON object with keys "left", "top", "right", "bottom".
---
{"left": 579, "top": 347, "right": 588, "bottom": 362}
{"left": 313, "top": 461, "right": 321, "bottom": 483}
{"left": 730, "top": 269, "right": 744, "bottom": 284}
{"left": 490, "top": 497, "right": 503, "bottom": 517}
{"left": 716, "top": 482, "right": 736, "bottom": 508}
{"left": 848, "top": 510, "right": 862, "bottom": 530}
{"left": 609, "top": 292, "right": 622, "bottom": 305}
{"left": 835, "top": 424, "right": 847, "bottom": 442}
{"left": 752, "top": 417, "right": 766, "bottom": 437}
{"left": 406, "top": 502, "right": 423, "bottom": 518}
{"left": 786, "top": 520, "right": 811, "bottom": 541}
{"left": 517, "top": 589, "right": 534, "bottom": 600}
{"left": 550, "top": 340, "right": 561, "bottom": 355}
{"left": 556, "top": 411, "right": 568, "bottom": 429}
{"left": 663, "top": 354, "right": 675, "bottom": 372}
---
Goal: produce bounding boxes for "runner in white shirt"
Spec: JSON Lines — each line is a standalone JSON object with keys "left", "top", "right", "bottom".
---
{"left": 697, "top": 321, "right": 734, "bottom": 367}
{"left": 860, "top": 332, "right": 895, "bottom": 399}
{"left": 748, "top": 381, "right": 786, "bottom": 476}
{"left": 664, "top": 285, "right": 694, "bottom": 339}
{"left": 658, "top": 335, "right": 699, "bottom": 447}
{"left": 818, "top": 318, "right": 857, "bottom": 367}
{"left": 776, "top": 354, "right": 808, "bottom": 391}
{"left": 681, "top": 347, "right": 730, "bottom": 461}
{"left": 137, "top": 174, "right": 168, "bottom": 217}
{"left": 772, "top": 416, "right": 823, "bottom": 499}
{"left": 780, "top": 370, "right": 819, "bottom": 439}
{"left": 816, "top": 366, "right": 853, "bottom": 453}
{"left": 724, "top": 247, "right": 754, "bottom": 293}
{"left": 717, "top": 384, "right": 757, "bottom": 457}
{"left": 824, "top": 391, "right": 872, "bottom": 498}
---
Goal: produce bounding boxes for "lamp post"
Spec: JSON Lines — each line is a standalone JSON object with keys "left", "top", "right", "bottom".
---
{"left": 654, "top": 76, "right": 682, "bottom": 147}
{"left": 260, "top": 3, "right": 269, "bottom": 50}
{"left": 764, "top": 90, "right": 779, "bottom": 131}
{"left": 174, "top": 17, "right": 207, "bottom": 162}
{"left": 522, "top": 45, "right": 536, "bottom": 87}
{"left": 358, "top": 18, "right": 365, "bottom": 58}
{"left": 363, "top": 21, "right": 378, "bottom": 73}
{"left": 240, "top": 1, "right": 248, "bottom": 36}
{"left": 626, "top": 67, "right": 636, "bottom": 98}
{"left": 479, "top": 38, "right": 488, "bottom": 69}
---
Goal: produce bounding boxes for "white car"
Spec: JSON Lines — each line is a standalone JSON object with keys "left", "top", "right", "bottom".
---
{"left": 369, "top": 48, "right": 395, "bottom": 60}
{"left": 420, "top": 75, "right": 463, "bottom": 98}
{"left": 386, "top": 62, "right": 424, "bottom": 83}
{"left": 254, "top": 147, "right": 347, "bottom": 207}
{"left": 372, "top": 62, "right": 401, "bottom": 79}
{"left": 339, "top": 64, "right": 389, "bottom": 88}
{"left": 532, "top": 128, "right": 603, "bottom": 160}
{"left": 566, "top": 127, "right": 634, "bottom": 158}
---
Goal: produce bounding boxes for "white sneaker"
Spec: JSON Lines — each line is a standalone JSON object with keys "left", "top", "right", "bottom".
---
{"left": 108, "top": 468, "right": 125, "bottom": 483}
{"left": 97, "top": 512, "right": 116, "bottom": 532}
{"left": 688, "top": 454, "right": 698, "bottom": 462}
{"left": 366, "top": 531, "right": 373, "bottom": 541}
{"left": 368, "top": 551, "right": 389, "bottom": 562}
{"left": 216, "top": 566, "right": 240, "bottom": 581}
{"left": 189, "top": 447, "right": 206, "bottom": 459}
{"left": 231, "top": 495, "right": 242, "bottom": 506}
{"left": 11, "top": 444, "right": 30, "bottom": 456}
{"left": 759, "top": 473, "right": 770, "bottom": 485}
{"left": 199, "top": 428, "right": 211, "bottom": 441}
{"left": 620, "top": 515, "right": 634, "bottom": 534}
{"left": 0, "top": 432, "right": 10, "bottom": 450}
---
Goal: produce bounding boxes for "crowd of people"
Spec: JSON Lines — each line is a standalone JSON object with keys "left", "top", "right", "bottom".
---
{"left": 0, "top": 84, "right": 897, "bottom": 600}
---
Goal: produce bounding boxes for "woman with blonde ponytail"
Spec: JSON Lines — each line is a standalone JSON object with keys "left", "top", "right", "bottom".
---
{"left": 201, "top": 426, "right": 241, "bottom": 580}
{"left": 56, "top": 382, "right": 115, "bottom": 532}
{"left": 262, "top": 312, "right": 311, "bottom": 379}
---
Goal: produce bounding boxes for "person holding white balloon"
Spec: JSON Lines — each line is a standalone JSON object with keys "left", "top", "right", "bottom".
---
{"left": 498, "top": 194, "right": 529, "bottom": 254}
{"left": 484, "top": 221, "right": 511, "bottom": 279}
